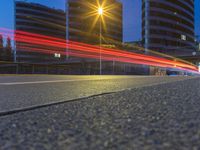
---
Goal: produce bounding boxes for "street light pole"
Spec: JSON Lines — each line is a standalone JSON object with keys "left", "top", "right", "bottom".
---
{"left": 65, "top": 1, "right": 69, "bottom": 61}
{"left": 99, "top": 16, "right": 102, "bottom": 75}
{"left": 98, "top": 7, "right": 103, "bottom": 75}
{"left": 13, "top": 0, "right": 17, "bottom": 63}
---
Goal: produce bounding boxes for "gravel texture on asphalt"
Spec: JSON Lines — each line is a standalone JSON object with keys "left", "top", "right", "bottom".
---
{"left": 0, "top": 77, "right": 200, "bottom": 150}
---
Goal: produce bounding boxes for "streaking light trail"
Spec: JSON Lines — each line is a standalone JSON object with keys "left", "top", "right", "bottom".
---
{"left": 0, "top": 27, "right": 198, "bottom": 73}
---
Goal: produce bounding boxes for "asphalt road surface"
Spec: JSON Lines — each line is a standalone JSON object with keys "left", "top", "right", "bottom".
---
{"left": 0, "top": 75, "right": 194, "bottom": 114}
{"left": 0, "top": 75, "right": 200, "bottom": 150}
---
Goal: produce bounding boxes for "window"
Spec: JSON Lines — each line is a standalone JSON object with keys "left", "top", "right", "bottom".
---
{"left": 181, "top": 34, "right": 186, "bottom": 41}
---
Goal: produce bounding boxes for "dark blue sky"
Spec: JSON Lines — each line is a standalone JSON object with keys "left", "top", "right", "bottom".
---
{"left": 0, "top": 0, "right": 199, "bottom": 42}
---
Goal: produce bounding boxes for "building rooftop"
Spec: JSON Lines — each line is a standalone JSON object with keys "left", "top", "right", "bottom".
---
{"left": 15, "top": 1, "right": 65, "bottom": 13}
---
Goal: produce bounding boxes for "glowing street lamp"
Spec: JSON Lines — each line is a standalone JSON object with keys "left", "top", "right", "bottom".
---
{"left": 84, "top": 1, "right": 116, "bottom": 74}
{"left": 98, "top": 7, "right": 103, "bottom": 15}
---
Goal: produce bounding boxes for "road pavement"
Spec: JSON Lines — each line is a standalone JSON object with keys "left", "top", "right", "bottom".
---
{"left": 0, "top": 75, "right": 194, "bottom": 115}
{"left": 0, "top": 75, "right": 200, "bottom": 149}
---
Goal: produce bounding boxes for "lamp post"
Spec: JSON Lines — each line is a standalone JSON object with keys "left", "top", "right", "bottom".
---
{"left": 65, "top": 1, "right": 69, "bottom": 61}
{"left": 13, "top": 0, "right": 17, "bottom": 63}
{"left": 98, "top": 7, "right": 103, "bottom": 75}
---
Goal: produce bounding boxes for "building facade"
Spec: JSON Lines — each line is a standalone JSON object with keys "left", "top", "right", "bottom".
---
{"left": 142, "top": 0, "right": 195, "bottom": 56}
{"left": 67, "top": 0, "right": 123, "bottom": 46}
{"left": 195, "top": 36, "right": 200, "bottom": 51}
{"left": 15, "top": 1, "right": 66, "bottom": 63}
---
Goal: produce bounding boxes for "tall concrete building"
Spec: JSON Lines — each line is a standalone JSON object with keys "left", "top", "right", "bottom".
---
{"left": 196, "top": 36, "right": 200, "bottom": 51}
{"left": 142, "top": 0, "right": 195, "bottom": 56}
{"left": 15, "top": 1, "right": 66, "bottom": 63}
{"left": 67, "top": 0, "right": 123, "bottom": 46}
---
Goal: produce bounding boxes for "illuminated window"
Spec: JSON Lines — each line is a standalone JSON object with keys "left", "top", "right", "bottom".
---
{"left": 54, "top": 53, "right": 61, "bottom": 58}
{"left": 181, "top": 35, "right": 186, "bottom": 41}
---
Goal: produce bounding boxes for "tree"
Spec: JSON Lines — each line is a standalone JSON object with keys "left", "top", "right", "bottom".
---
{"left": 5, "top": 36, "right": 13, "bottom": 61}
{"left": 0, "top": 34, "right": 3, "bottom": 60}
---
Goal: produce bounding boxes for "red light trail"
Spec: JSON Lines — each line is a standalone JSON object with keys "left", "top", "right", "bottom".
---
{"left": 0, "top": 27, "right": 198, "bottom": 73}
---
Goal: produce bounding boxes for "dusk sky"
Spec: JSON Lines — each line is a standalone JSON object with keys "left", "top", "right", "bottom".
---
{"left": 0, "top": 0, "right": 199, "bottom": 42}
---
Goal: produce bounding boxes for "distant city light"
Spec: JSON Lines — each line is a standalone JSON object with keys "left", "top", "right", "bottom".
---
{"left": 199, "top": 63, "right": 200, "bottom": 72}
